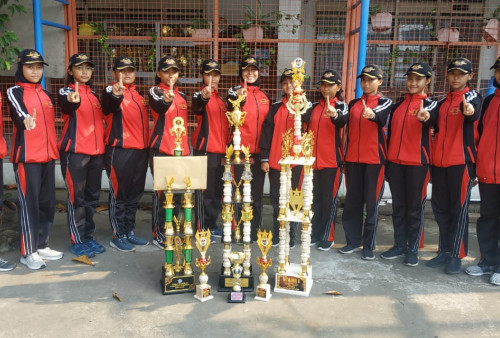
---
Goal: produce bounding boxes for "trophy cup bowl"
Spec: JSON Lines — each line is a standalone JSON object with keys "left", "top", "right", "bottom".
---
{"left": 228, "top": 251, "right": 246, "bottom": 303}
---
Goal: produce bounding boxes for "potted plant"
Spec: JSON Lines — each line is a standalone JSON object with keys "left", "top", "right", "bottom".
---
{"left": 483, "top": 7, "right": 500, "bottom": 42}
{"left": 191, "top": 18, "right": 212, "bottom": 42}
{"left": 370, "top": 6, "right": 392, "bottom": 32}
{"left": 437, "top": 27, "right": 460, "bottom": 42}
{"left": 242, "top": 0, "right": 266, "bottom": 40}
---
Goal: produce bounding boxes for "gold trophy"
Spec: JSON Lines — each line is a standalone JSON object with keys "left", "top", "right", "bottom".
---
{"left": 227, "top": 251, "right": 246, "bottom": 303}
{"left": 255, "top": 229, "right": 273, "bottom": 301}
{"left": 226, "top": 95, "right": 247, "bottom": 164}
{"left": 170, "top": 116, "right": 186, "bottom": 156}
{"left": 194, "top": 229, "right": 214, "bottom": 302}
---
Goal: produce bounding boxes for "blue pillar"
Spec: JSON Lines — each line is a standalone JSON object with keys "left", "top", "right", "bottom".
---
{"left": 485, "top": 76, "right": 495, "bottom": 97}
{"left": 33, "top": 0, "right": 45, "bottom": 88}
{"left": 355, "top": 0, "right": 370, "bottom": 98}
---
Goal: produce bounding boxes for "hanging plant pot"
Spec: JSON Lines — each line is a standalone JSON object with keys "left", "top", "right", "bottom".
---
{"left": 437, "top": 28, "right": 460, "bottom": 42}
{"left": 483, "top": 19, "right": 500, "bottom": 42}
{"left": 242, "top": 25, "right": 264, "bottom": 40}
{"left": 192, "top": 29, "right": 212, "bottom": 45}
{"left": 371, "top": 12, "right": 392, "bottom": 32}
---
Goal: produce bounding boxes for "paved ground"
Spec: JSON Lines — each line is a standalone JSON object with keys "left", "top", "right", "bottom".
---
{"left": 0, "top": 191, "right": 499, "bottom": 338}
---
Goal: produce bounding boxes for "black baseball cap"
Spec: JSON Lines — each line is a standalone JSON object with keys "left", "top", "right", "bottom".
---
{"left": 447, "top": 57, "right": 473, "bottom": 74}
{"left": 240, "top": 56, "right": 260, "bottom": 70}
{"left": 113, "top": 56, "right": 136, "bottom": 70}
{"left": 18, "top": 49, "right": 48, "bottom": 66}
{"left": 405, "top": 62, "right": 432, "bottom": 78}
{"left": 280, "top": 68, "right": 293, "bottom": 83}
{"left": 157, "top": 55, "right": 180, "bottom": 71}
{"left": 200, "top": 59, "right": 221, "bottom": 74}
{"left": 69, "top": 53, "right": 94, "bottom": 67}
{"left": 317, "top": 69, "right": 342, "bottom": 85}
{"left": 490, "top": 56, "right": 500, "bottom": 70}
{"left": 357, "top": 64, "right": 383, "bottom": 79}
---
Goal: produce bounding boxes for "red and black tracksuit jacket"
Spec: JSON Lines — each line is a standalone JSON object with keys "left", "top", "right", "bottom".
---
{"left": 386, "top": 94, "right": 438, "bottom": 252}
{"left": 342, "top": 93, "right": 392, "bottom": 250}
{"left": 431, "top": 87, "right": 482, "bottom": 258}
{"left": 227, "top": 82, "right": 271, "bottom": 238}
{"left": 58, "top": 83, "right": 105, "bottom": 245}
{"left": 102, "top": 83, "right": 149, "bottom": 237}
{"left": 305, "top": 98, "right": 348, "bottom": 243}
{"left": 149, "top": 83, "right": 189, "bottom": 242}
{"left": 7, "top": 81, "right": 58, "bottom": 256}
{"left": 260, "top": 97, "right": 303, "bottom": 239}
{"left": 191, "top": 87, "right": 229, "bottom": 231}
{"left": 149, "top": 83, "right": 189, "bottom": 156}
{"left": 473, "top": 89, "right": 500, "bottom": 266}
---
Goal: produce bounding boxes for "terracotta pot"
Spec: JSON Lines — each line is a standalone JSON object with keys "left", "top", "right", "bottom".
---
{"left": 437, "top": 28, "right": 460, "bottom": 42}
{"left": 371, "top": 12, "right": 392, "bottom": 32}
{"left": 483, "top": 19, "right": 500, "bottom": 42}
{"left": 242, "top": 25, "right": 264, "bottom": 40}
{"left": 192, "top": 29, "right": 212, "bottom": 45}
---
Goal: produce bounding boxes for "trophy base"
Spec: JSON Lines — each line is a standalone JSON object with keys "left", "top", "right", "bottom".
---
{"left": 274, "top": 263, "right": 313, "bottom": 296}
{"left": 218, "top": 265, "right": 254, "bottom": 292}
{"left": 254, "top": 284, "right": 272, "bottom": 302}
{"left": 161, "top": 267, "right": 195, "bottom": 295}
{"left": 194, "top": 284, "right": 214, "bottom": 302}
{"left": 227, "top": 291, "right": 246, "bottom": 303}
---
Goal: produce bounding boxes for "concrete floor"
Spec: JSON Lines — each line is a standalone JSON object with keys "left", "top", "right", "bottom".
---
{"left": 0, "top": 192, "right": 499, "bottom": 338}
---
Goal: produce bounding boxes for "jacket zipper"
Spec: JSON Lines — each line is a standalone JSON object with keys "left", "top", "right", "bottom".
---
{"left": 441, "top": 93, "right": 454, "bottom": 166}
{"left": 129, "top": 87, "right": 146, "bottom": 147}
{"left": 86, "top": 86, "right": 99, "bottom": 153}
{"left": 35, "top": 85, "right": 49, "bottom": 161}
{"left": 396, "top": 96, "right": 412, "bottom": 160}
{"left": 253, "top": 88, "right": 260, "bottom": 153}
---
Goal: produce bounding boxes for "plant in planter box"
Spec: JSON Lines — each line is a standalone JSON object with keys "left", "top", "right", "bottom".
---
{"left": 483, "top": 7, "right": 500, "bottom": 42}
{"left": 369, "top": 5, "right": 392, "bottom": 32}
{"left": 437, "top": 26, "right": 460, "bottom": 42}
{"left": 191, "top": 18, "right": 211, "bottom": 44}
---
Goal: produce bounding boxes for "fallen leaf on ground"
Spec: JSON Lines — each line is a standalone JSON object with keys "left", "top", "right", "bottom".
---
{"left": 112, "top": 291, "right": 123, "bottom": 302}
{"left": 56, "top": 203, "right": 67, "bottom": 212}
{"left": 324, "top": 290, "right": 343, "bottom": 296}
{"left": 96, "top": 205, "right": 109, "bottom": 212}
{"left": 72, "top": 255, "right": 94, "bottom": 265}
{"left": 3, "top": 200, "right": 17, "bottom": 211}
{"left": 5, "top": 184, "right": 17, "bottom": 190}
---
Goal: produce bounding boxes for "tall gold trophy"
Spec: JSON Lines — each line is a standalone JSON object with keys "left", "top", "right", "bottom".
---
{"left": 218, "top": 95, "right": 254, "bottom": 293}
{"left": 255, "top": 229, "right": 273, "bottom": 301}
{"left": 194, "top": 229, "right": 213, "bottom": 302}
{"left": 274, "top": 58, "right": 315, "bottom": 297}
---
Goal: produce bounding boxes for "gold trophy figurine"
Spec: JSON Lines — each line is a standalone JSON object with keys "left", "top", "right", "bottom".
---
{"left": 194, "top": 230, "right": 214, "bottom": 302}
{"left": 226, "top": 95, "right": 247, "bottom": 164}
{"left": 227, "top": 252, "right": 246, "bottom": 303}
{"left": 170, "top": 116, "right": 186, "bottom": 156}
{"left": 255, "top": 229, "right": 273, "bottom": 301}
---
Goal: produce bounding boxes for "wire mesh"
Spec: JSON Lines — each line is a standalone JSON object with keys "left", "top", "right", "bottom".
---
{"left": 0, "top": 0, "right": 499, "bottom": 158}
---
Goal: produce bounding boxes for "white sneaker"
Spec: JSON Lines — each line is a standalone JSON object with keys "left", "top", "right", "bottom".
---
{"left": 20, "top": 252, "right": 46, "bottom": 270}
{"left": 490, "top": 273, "right": 500, "bottom": 286}
{"left": 38, "top": 247, "right": 64, "bottom": 261}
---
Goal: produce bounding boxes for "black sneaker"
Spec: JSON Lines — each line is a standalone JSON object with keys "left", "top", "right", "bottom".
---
{"left": 380, "top": 246, "right": 406, "bottom": 260}
{"left": 289, "top": 240, "right": 295, "bottom": 249}
{"left": 339, "top": 244, "right": 362, "bottom": 254}
{"left": 445, "top": 257, "right": 462, "bottom": 274}
{"left": 361, "top": 248, "right": 375, "bottom": 261}
{"left": 310, "top": 236, "right": 319, "bottom": 247}
{"left": 426, "top": 252, "right": 450, "bottom": 268}
{"left": 0, "top": 257, "right": 16, "bottom": 271}
{"left": 271, "top": 237, "right": 279, "bottom": 247}
{"left": 317, "top": 241, "right": 334, "bottom": 251}
{"left": 404, "top": 250, "right": 419, "bottom": 267}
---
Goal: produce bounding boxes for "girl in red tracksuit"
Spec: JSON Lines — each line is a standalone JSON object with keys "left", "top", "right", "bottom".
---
{"left": 58, "top": 53, "right": 106, "bottom": 258}
{"left": 260, "top": 69, "right": 302, "bottom": 247}
{"left": 102, "top": 56, "right": 150, "bottom": 252}
{"left": 191, "top": 59, "right": 229, "bottom": 236}
{"left": 428, "top": 57, "right": 482, "bottom": 275}
{"left": 8, "top": 49, "right": 61, "bottom": 270}
{"left": 383, "top": 62, "right": 438, "bottom": 267}
{"left": 467, "top": 56, "right": 500, "bottom": 285}
{"left": 149, "top": 56, "right": 189, "bottom": 248}
{"left": 227, "top": 56, "right": 270, "bottom": 242}
{"left": 303, "top": 69, "right": 348, "bottom": 251}
{"left": 340, "top": 64, "right": 392, "bottom": 260}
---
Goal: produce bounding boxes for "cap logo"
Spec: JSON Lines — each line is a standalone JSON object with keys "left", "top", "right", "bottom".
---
{"left": 411, "top": 64, "right": 423, "bottom": 70}
{"left": 324, "top": 72, "right": 334, "bottom": 78}
{"left": 245, "top": 57, "right": 256, "bottom": 64}
{"left": 26, "top": 51, "right": 41, "bottom": 59}
{"left": 121, "top": 58, "right": 132, "bottom": 64}
{"left": 454, "top": 60, "right": 467, "bottom": 66}
{"left": 76, "top": 54, "right": 89, "bottom": 60}
{"left": 207, "top": 61, "right": 217, "bottom": 67}
{"left": 166, "top": 59, "right": 176, "bottom": 64}
{"left": 364, "top": 66, "right": 375, "bottom": 72}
